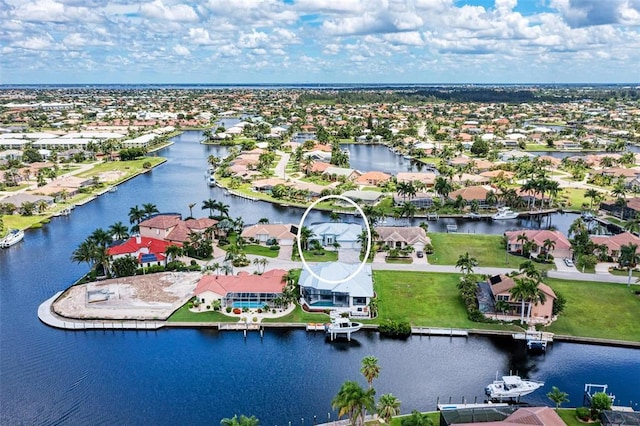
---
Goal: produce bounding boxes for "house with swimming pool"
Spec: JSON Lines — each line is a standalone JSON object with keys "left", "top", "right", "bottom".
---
{"left": 193, "top": 269, "right": 287, "bottom": 309}
{"left": 298, "top": 262, "right": 374, "bottom": 318}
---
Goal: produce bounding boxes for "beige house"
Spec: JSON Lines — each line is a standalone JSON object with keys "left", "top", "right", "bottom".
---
{"left": 375, "top": 226, "right": 430, "bottom": 251}
{"left": 488, "top": 274, "right": 556, "bottom": 322}
{"left": 241, "top": 223, "right": 297, "bottom": 246}
{"left": 504, "top": 230, "right": 572, "bottom": 259}
{"left": 139, "top": 214, "right": 218, "bottom": 244}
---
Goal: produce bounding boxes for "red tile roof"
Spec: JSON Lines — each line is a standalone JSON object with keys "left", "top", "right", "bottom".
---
{"left": 194, "top": 269, "right": 287, "bottom": 296}
{"left": 504, "top": 230, "right": 571, "bottom": 250}
{"left": 139, "top": 214, "right": 181, "bottom": 230}
{"left": 107, "top": 236, "right": 179, "bottom": 257}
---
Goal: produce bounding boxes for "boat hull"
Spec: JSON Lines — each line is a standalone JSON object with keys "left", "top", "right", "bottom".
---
{"left": 0, "top": 230, "right": 24, "bottom": 248}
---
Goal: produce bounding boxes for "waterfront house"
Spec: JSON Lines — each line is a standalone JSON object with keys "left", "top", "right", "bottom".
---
{"left": 487, "top": 274, "right": 556, "bottom": 322}
{"left": 590, "top": 232, "right": 640, "bottom": 261}
{"left": 375, "top": 226, "right": 430, "bottom": 251}
{"left": 396, "top": 172, "right": 437, "bottom": 187}
{"left": 194, "top": 269, "right": 287, "bottom": 309}
{"left": 444, "top": 406, "right": 564, "bottom": 426}
{"left": 241, "top": 223, "right": 297, "bottom": 246}
{"left": 308, "top": 222, "right": 363, "bottom": 249}
{"left": 394, "top": 192, "right": 435, "bottom": 208}
{"left": 354, "top": 171, "right": 392, "bottom": 186}
{"left": 0, "top": 193, "right": 54, "bottom": 210}
{"left": 600, "top": 197, "right": 640, "bottom": 219}
{"left": 448, "top": 185, "right": 495, "bottom": 208}
{"left": 504, "top": 230, "right": 572, "bottom": 259}
{"left": 339, "top": 190, "right": 384, "bottom": 206}
{"left": 299, "top": 262, "right": 374, "bottom": 317}
{"left": 322, "top": 166, "right": 361, "bottom": 181}
{"left": 139, "top": 214, "right": 217, "bottom": 244}
{"left": 107, "top": 235, "right": 178, "bottom": 268}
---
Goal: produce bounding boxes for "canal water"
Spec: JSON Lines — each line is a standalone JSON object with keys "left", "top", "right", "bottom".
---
{"left": 1, "top": 131, "right": 638, "bottom": 425}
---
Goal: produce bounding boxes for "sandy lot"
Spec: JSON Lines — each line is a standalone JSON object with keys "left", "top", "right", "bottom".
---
{"left": 53, "top": 272, "right": 201, "bottom": 320}
{"left": 97, "top": 170, "right": 126, "bottom": 182}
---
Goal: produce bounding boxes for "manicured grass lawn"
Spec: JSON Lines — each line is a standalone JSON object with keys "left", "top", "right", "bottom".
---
{"left": 262, "top": 305, "right": 330, "bottom": 323}
{"left": 608, "top": 268, "right": 640, "bottom": 278}
{"left": 557, "top": 409, "right": 600, "bottom": 426}
{"left": 545, "top": 278, "right": 640, "bottom": 342}
{"left": 373, "top": 271, "right": 520, "bottom": 331}
{"left": 560, "top": 188, "right": 589, "bottom": 209}
{"left": 388, "top": 411, "right": 440, "bottom": 425}
{"left": 168, "top": 304, "right": 235, "bottom": 322}
{"left": 292, "top": 249, "right": 338, "bottom": 262}
{"left": 428, "top": 233, "right": 554, "bottom": 271}
{"left": 243, "top": 244, "right": 280, "bottom": 258}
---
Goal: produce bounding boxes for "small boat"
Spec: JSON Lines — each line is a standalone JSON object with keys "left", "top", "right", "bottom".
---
{"left": 108, "top": 186, "right": 118, "bottom": 193}
{"left": 325, "top": 316, "right": 362, "bottom": 341}
{"left": 581, "top": 211, "right": 595, "bottom": 221}
{"left": 60, "top": 207, "right": 72, "bottom": 216}
{"left": 1, "top": 229, "right": 25, "bottom": 248}
{"left": 464, "top": 212, "right": 481, "bottom": 220}
{"left": 492, "top": 207, "right": 519, "bottom": 220}
{"left": 485, "top": 375, "right": 544, "bottom": 400}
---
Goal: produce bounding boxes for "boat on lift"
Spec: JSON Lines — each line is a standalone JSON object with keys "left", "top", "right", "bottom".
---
{"left": 325, "top": 316, "right": 362, "bottom": 341}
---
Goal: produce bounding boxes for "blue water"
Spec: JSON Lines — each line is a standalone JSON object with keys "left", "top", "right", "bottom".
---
{"left": 1, "top": 131, "right": 638, "bottom": 425}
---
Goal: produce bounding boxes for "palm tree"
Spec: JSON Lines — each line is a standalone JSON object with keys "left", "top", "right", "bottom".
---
{"left": 71, "top": 240, "right": 97, "bottom": 270}
{"left": 618, "top": 243, "right": 640, "bottom": 287}
{"left": 584, "top": 188, "right": 600, "bottom": 211}
{"left": 516, "top": 233, "right": 529, "bottom": 255}
{"left": 377, "top": 393, "right": 401, "bottom": 424}
{"left": 455, "top": 252, "right": 477, "bottom": 275}
{"left": 202, "top": 198, "right": 217, "bottom": 218}
{"left": 215, "top": 201, "right": 231, "bottom": 218}
{"left": 519, "top": 260, "right": 541, "bottom": 280}
{"left": 434, "top": 176, "right": 453, "bottom": 201}
{"left": 164, "top": 244, "right": 183, "bottom": 264}
{"left": 397, "top": 201, "right": 417, "bottom": 219}
{"left": 330, "top": 211, "right": 341, "bottom": 222}
{"left": 187, "top": 202, "right": 196, "bottom": 219}
{"left": 128, "top": 205, "right": 145, "bottom": 226}
{"left": 331, "top": 381, "right": 375, "bottom": 426}
{"left": 298, "top": 226, "right": 314, "bottom": 251}
{"left": 547, "top": 386, "right": 569, "bottom": 411}
{"left": 495, "top": 299, "right": 510, "bottom": 320}
{"left": 524, "top": 280, "right": 547, "bottom": 322}
{"left": 141, "top": 203, "right": 159, "bottom": 219}
{"left": 360, "top": 356, "right": 381, "bottom": 389}
{"left": 510, "top": 276, "right": 538, "bottom": 325}
{"left": 542, "top": 238, "right": 556, "bottom": 261}
{"left": 220, "top": 414, "right": 260, "bottom": 426}
{"left": 108, "top": 221, "right": 129, "bottom": 241}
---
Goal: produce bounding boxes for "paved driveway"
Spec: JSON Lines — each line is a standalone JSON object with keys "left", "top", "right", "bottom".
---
{"left": 278, "top": 244, "right": 293, "bottom": 260}
{"left": 338, "top": 248, "right": 361, "bottom": 263}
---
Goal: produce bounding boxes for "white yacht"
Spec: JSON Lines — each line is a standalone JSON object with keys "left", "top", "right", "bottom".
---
{"left": 1, "top": 229, "right": 25, "bottom": 248}
{"left": 485, "top": 375, "right": 544, "bottom": 400}
{"left": 492, "top": 207, "right": 518, "bottom": 220}
{"left": 325, "top": 316, "right": 362, "bottom": 341}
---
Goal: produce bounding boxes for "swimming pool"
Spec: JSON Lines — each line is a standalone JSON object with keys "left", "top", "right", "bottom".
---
{"left": 310, "top": 301, "right": 334, "bottom": 307}
{"left": 232, "top": 301, "right": 269, "bottom": 309}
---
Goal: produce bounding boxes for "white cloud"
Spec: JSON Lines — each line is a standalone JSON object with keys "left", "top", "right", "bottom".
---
{"left": 173, "top": 44, "right": 190, "bottom": 56}
{"left": 140, "top": 0, "right": 199, "bottom": 22}
{"left": 13, "top": 34, "right": 55, "bottom": 50}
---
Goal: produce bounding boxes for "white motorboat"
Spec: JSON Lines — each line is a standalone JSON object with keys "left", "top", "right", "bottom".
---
{"left": 325, "top": 316, "right": 362, "bottom": 341}
{"left": 205, "top": 167, "right": 216, "bottom": 187}
{"left": 492, "top": 207, "right": 519, "bottom": 220}
{"left": 485, "top": 375, "right": 544, "bottom": 400}
{"left": 1, "top": 229, "right": 25, "bottom": 248}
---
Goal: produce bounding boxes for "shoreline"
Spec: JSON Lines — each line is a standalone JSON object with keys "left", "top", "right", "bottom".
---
{"left": 38, "top": 291, "right": 640, "bottom": 348}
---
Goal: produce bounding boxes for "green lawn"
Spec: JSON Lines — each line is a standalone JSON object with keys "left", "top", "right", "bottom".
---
{"left": 560, "top": 188, "right": 589, "bottom": 210}
{"left": 243, "top": 244, "right": 280, "bottom": 258}
{"left": 557, "top": 409, "right": 600, "bottom": 426}
{"left": 544, "top": 278, "right": 640, "bottom": 341}
{"left": 167, "top": 304, "right": 235, "bottom": 322}
{"left": 262, "top": 305, "right": 330, "bottom": 323}
{"left": 608, "top": 268, "right": 640, "bottom": 278}
{"left": 428, "top": 233, "right": 554, "bottom": 271}
{"left": 386, "top": 257, "right": 413, "bottom": 264}
{"left": 292, "top": 249, "right": 338, "bottom": 262}
{"left": 388, "top": 411, "right": 440, "bottom": 426}
{"left": 373, "top": 271, "right": 520, "bottom": 331}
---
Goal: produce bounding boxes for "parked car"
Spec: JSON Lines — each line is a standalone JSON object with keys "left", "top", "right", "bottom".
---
{"left": 564, "top": 258, "right": 574, "bottom": 267}
{"left": 416, "top": 251, "right": 424, "bottom": 258}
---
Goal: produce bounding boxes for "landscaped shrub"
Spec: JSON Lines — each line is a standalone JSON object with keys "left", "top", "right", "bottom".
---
{"left": 378, "top": 319, "right": 411, "bottom": 337}
{"left": 206, "top": 305, "right": 210, "bottom": 310}
{"left": 233, "top": 308, "right": 241, "bottom": 314}
{"left": 269, "top": 245, "right": 280, "bottom": 250}
{"left": 187, "top": 302, "right": 193, "bottom": 309}
{"left": 576, "top": 407, "right": 590, "bottom": 421}
{"left": 226, "top": 306, "right": 232, "bottom": 313}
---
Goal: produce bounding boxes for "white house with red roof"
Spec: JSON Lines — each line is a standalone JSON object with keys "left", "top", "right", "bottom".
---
{"left": 194, "top": 269, "right": 287, "bottom": 308}
{"left": 504, "top": 230, "right": 571, "bottom": 259}
{"left": 107, "top": 235, "right": 180, "bottom": 267}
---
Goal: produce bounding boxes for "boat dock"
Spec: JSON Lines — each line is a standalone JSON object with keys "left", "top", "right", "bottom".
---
{"left": 306, "top": 323, "right": 327, "bottom": 331}
{"left": 446, "top": 224, "right": 458, "bottom": 233}
{"left": 412, "top": 327, "right": 468, "bottom": 337}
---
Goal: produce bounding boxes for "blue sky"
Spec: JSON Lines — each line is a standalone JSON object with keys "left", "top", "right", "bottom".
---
{"left": 1, "top": 0, "right": 640, "bottom": 84}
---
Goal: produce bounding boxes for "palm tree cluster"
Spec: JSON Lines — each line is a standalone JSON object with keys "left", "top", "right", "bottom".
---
{"left": 509, "top": 262, "right": 547, "bottom": 325}
{"left": 71, "top": 227, "right": 118, "bottom": 277}
{"left": 332, "top": 356, "right": 404, "bottom": 425}
{"left": 128, "top": 203, "right": 159, "bottom": 232}
{"left": 201, "top": 198, "right": 230, "bottom": 219}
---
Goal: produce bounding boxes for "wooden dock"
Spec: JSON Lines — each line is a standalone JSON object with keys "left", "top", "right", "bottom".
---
{"left": 412, "top": 327, "right": 468, "bottom": 337}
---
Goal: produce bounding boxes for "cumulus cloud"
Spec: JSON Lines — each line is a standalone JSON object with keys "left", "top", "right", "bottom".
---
{"left": 140, "top": 0, "right": 199, "bottom": 22}
{"left": 173, "top": 44, "right": 190, "bottom": 56}
{"left": 550, "top": 0, "right": 640, "bottom": 27}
